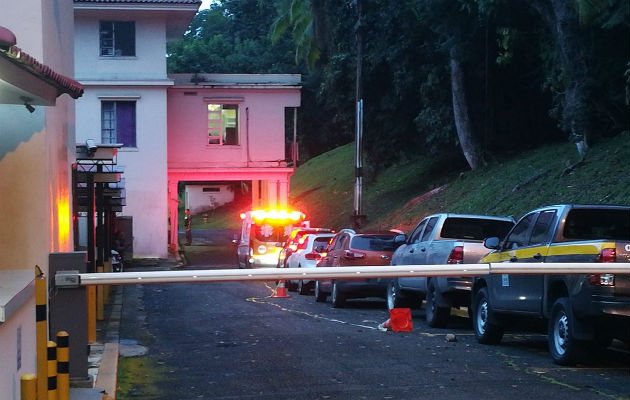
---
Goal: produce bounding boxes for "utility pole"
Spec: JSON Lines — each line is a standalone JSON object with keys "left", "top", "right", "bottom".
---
{"left": 353, "top": 0, "right": 366, "bottom": 230}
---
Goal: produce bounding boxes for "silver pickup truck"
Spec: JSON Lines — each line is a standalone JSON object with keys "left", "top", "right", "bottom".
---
{"left": 388, "top": 213, "right": 515, "bottom": 327}
{"left": 473, "top": 204, "right": 630, "bottom": 365}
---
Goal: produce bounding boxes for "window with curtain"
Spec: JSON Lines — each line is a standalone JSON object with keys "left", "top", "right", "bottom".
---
{"left": 101, "top": 101, "right": 136, "bottom": 147}
{"left": 207, "top": 104, "right": 239, "bottom": 145}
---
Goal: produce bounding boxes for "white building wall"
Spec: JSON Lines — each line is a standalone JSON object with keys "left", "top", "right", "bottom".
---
{"left": 75, "top": 87, "right": 169, "bottom": 258}
{"left": 74, "top": 13, "right": 170, "bottom": 257}
{"left": 74, "top": 16, "right": 167, "bottom": 80}
{"left": 185, "top": 185, "right": 235, "bottom": 214}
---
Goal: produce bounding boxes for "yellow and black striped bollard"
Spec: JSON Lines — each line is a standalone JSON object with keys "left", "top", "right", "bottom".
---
{"left": 56, "top": 331, "right": 70, "bottom": 400}
{"left": 35, "top": 266, "right": 48, "bottom": 400}
{"left": 47, "top": 341, "right": 57, "bottom": 400}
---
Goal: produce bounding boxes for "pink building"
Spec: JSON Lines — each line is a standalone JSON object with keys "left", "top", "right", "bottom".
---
{"left": 167, "top": 73, "right": 301, "bottom": 249}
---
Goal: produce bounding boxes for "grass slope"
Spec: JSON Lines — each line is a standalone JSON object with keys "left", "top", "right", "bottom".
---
{"left": 290, "top": 132, "right": 630, "bottom": 232}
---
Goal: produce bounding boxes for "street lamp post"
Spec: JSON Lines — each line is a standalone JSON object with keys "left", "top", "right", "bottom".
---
{"left": 353, "top": 0, "right": 367, "bottom": 230}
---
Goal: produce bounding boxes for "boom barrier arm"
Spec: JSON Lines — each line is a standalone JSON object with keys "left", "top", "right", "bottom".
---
{"left": 54, "top": 263, "right": 630, "bottom": 288}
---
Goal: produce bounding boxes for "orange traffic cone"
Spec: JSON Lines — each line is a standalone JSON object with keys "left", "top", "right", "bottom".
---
{"left": 272, "top": 280, "right": 290, "bottom": 298}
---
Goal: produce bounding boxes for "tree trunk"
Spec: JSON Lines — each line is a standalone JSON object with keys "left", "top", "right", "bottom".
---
{"left": 449, "top": 45, "right": 483, "bottom": 170}
{"left": 531, "top": 0, "right": 591, "bottom": 158}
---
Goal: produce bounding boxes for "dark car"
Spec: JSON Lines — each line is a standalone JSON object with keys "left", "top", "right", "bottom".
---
{"left": 474, "top": 204, "right": 630, "bottom": 365}
{"left": 314, "top": 229, "right": 403, "bottom": 308}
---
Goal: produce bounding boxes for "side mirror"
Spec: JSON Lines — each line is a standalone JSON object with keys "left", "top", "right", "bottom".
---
{"left": 484, "top": 237, "right": 500, "bottom": 250}
{"left": 394, "top": 234, "right": 407, "bottom": 244}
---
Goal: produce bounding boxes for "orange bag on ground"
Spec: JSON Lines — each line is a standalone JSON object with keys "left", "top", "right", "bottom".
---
{"left": 389, "top": 308, "right": 413, "bottom": 332}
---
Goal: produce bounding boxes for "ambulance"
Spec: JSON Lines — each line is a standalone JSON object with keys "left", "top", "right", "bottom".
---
{"left": 236, "top": 209, "right": 308, "bottom": 268}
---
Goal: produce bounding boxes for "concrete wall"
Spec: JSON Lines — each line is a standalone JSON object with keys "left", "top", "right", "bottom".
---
{"left": 0, "top": 0, "right": 76, "bottom": 397}
{"left": 74, "top": 16, "right": 167, "bottom": 80}
{"left": 75, "top": 86, "right": 169, "bottom": 258}
{"left": 167, "top": 86, "right": 301, "bottom": 168}
{"left": 185, "top": 184, "right": 235, "bottom": 214}
{"left": 74, "top": 11, "right": 170, "bottom": 258}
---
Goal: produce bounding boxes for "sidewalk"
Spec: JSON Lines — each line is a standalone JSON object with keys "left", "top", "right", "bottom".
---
{"left": 70, "top": 255, "right": 184, "bottom": 400}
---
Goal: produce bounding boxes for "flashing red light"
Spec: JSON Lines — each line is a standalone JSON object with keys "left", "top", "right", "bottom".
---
{"left": 296, "top": 236, "right": 308, "bottom": 250}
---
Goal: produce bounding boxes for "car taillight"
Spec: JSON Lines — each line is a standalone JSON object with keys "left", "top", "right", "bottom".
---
{"left": 344, "top": 250, "right": 365, "bottom": 259}
{"left": 447, "top": 246, "right": 464, "bottom": 264}
{"left": 596, "top": 248, "right": 616, "bottom": 263}
{"left": 304, "top": 252, "right": 321, "bottom": 260}
{"left": 588, "top": 274, "right": 615, "bottom": 286}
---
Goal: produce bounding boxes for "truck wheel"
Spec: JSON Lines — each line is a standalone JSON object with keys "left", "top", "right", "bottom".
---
{"left": 286, "top": 280, "right": 298, "bottom": 292}
{"left": 331, "top": 281, "right": 345, "bottom": 308}
{"left": 549, "top": 297, "right": 585, "bottom": 366}
{"left": 387, "top": 280, "right": 409, "bottom": 310}
{"left": 425, "top": 279, "right": 450, "bottom": 328}
{"left": 315, "top": 281, "right": 327, "bottom": 303}
{"left": 472, "top": 287, "right": 503, "bottom": 344}
{"left": 298, "top": 279, "right": 309, "bottom": 295}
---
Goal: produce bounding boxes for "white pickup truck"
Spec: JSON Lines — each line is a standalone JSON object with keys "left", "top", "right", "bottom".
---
{"left": 388, "top": 213, "right": 514, "bottom": 327}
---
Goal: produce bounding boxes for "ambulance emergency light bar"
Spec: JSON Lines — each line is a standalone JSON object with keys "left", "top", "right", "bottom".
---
{"left": 241, "top": 209, "right": 306, "bottom": 223}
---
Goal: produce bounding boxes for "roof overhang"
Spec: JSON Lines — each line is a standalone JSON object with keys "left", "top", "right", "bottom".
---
{"left": 169, "top": 74, "right": 303, "bottom": 90}
{"left": 0, "top": 46, "right": 84, "bottom": 105}
{"left": 73, "top": 2, "right": 200, "bottom": 41}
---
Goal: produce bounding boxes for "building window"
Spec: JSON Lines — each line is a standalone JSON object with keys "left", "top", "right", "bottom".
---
{"left": 207, "top": 104, "right": 239, "bottom": 145}
{"left": 102, "top": 101, "right": 136, "bottom": 147}
{"left": 100, "top": 21, "right": 135, "bottom": 56}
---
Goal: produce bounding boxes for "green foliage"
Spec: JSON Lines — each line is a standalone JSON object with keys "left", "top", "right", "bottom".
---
{"left": 290, "top": 133, "right": 630, "bottom": 232}
{"left": 167, "top": 1, "right": 299, "bottom": 74}
{"left": 167, "top": 0, "right": 629, "bottom": 172}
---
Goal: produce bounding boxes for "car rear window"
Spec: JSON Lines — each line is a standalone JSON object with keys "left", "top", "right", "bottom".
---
{"left": 440, "top": 218, "right": 514, "bottom": 240}
{"left": 563, "top": 208, "right": 630, "bottom": 240}
{"left": 313, "top": 236, "right": 332, "bottom": 246}
{"left": 351, "top": 235, "right": 397, "bottom": 251}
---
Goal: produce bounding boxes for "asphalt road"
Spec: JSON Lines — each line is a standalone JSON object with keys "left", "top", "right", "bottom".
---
{"left": 116, "top": 229, "right": 630, "bottom": 400}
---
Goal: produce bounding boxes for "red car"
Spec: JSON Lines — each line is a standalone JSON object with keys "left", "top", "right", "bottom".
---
{"left": 314, "top": 229, "right": 404, "bottom": 308}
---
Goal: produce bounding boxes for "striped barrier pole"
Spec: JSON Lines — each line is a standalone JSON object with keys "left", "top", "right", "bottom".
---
{"left": 21, "top": 374, "right": 37, "bottom": 400}
{"left": 47, "top": 341, "right": 57, "bottom": 400}
{"left": 54, "top": 263, "right": 630, "bottom": 287}
{"left": 87, "top": 286, "right": 96, "bottom": 343}
{"left": 56, "top": 332, "right": 69, "bottom": 400}
{"left": 96, "top": 265, "right": 104, "bottom": 321}
{"left": 35, "top": 266, "right": 47, "bottom": 400}
{"left": 104, "top": 259, "right": 111, "bottom": 306}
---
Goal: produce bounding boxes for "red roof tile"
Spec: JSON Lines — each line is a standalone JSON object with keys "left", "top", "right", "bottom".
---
{"left": 1, "top": 45, "right": 84, "bottom": 99}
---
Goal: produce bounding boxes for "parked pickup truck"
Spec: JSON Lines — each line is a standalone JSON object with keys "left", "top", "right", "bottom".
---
{"left": 472, "top": 204, "right": 630, "bottom": 365}
{"left": 388, "top": 213, "right": 515, "bottom": 327}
